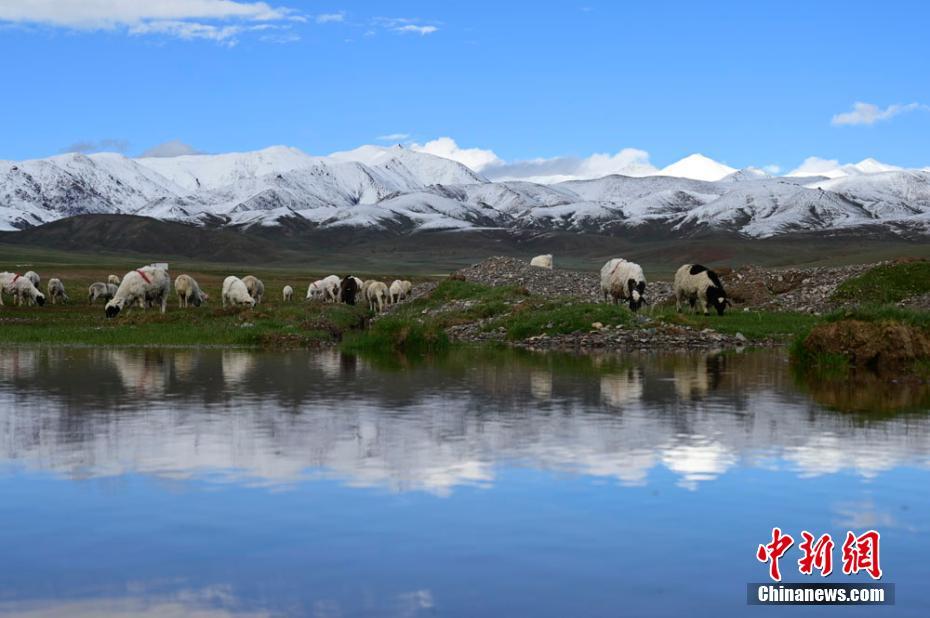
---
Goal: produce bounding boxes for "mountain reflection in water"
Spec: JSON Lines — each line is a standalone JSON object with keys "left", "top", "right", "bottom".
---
{"left": 1, "top": 347, "right": 928, "bottom": 493}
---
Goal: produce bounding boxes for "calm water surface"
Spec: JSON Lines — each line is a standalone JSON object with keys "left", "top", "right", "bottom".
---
{"left": 0, "top": 347, "right": 929, "bottom": 617}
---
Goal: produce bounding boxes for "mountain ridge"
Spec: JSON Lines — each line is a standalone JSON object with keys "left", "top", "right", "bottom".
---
{"left": 2, "top": 145, "right": 929, "bottom": 238}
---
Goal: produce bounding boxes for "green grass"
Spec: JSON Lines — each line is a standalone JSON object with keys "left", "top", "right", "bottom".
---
{"left": 341, "top": 316, "right": 448, "bottom": 354}
{"left": 491, "top": 300, "right": 634, "bottom": 340}
{"left": 655, "top": 308, "right": 821, "bottom": 341}
{"left": 822, "top": 304, "right": 930, "bottom": 330}
{"left": 832, "top": 261, "right": 930, "bottom": 304}
{"left": 0, "top": 300, "right": 369, "bottom": 347}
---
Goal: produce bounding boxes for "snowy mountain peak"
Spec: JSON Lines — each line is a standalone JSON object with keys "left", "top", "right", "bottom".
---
{"left": 1, "top": 144, "right": 929, "bottom": 237}
{"left": 658, "top": 154, "right": 738, "bottom": 182}
{"left": 852, "top": 158, "right": 901, "bottom": 175}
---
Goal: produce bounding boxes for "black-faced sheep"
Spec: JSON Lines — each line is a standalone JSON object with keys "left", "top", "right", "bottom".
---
{"left": 47, "top": 278, "right": 68, "bottom": 304}
{"left": 105, "top": 266, "right": 170, "bottom": 318}
{"left": 283, "top": 285, "right": 294, "bottom": 302}
{"left": 530, "top": 254, "right": 553, "bottom": 269}
{"left": 241, "top": 275, "right": 265, "bottom": 304}
{"left": 222, "top": 276, "right": 255, "bottom": 309}
{"left": 175, "top": 274, "right": 209, "bottom": 308}
{"left": 339, "top": 276, "right": 360, "bottom": 305}
{"left": 674, "top": 264, "right": 731, "bottom": 316}
{"left": 600, "top": 258, "right": 647, "bottom": 311}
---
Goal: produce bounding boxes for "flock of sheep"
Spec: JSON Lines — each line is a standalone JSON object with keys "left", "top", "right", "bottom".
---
{"left": 0, "top": 266, "right": 416, "bottom": 319}
{"left": 1, "top": 255, "right": 731, "bottom": 319}
{"left": 531, "top": 253, "right": 732, "bottom": 316}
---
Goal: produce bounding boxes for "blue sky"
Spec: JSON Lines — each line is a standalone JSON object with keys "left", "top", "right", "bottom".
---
{"left": 1, "top": 0, "right": 929, "bottom": 174}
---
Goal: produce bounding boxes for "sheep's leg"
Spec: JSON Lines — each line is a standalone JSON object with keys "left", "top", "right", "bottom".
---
{"left": 697, "top": 297, "right": 708, "bottom": 315}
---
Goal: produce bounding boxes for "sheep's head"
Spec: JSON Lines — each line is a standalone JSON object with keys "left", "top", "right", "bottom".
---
{"left": 34, "top": 292, "right": 46, "bottom": 306}
{"left": 707, "top": 287, "right": 731, "bottom": 316}
{"left": 627, "top": 279, "right": 646, "bottom": 312}
{"left": 105, "top": 298, "right": 123, "bottom": 318}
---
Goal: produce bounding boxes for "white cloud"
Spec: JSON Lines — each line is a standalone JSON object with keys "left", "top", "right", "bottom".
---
{"left": 141, "top": 139, "right": 202, "bottom": 158}
{"left": 377, "top": 133, "right": 410, "bottom": 142}
{"left": 375, "top": 17, "right": 439, "bottom": 36}
{"left": 315, "top": 12, "right": 344, "bottom": 24}
{"left": 831, "top": 101, "right": 927, "bottom": 126}
{"left": 0, "top": 0, "right": 300, "bottom": 44}
{"left": 396, "top": 24, "right": 437, "bottom": 35}
{"left": 407, "top": 137, "right": 660, "bottom": 183}
{"left": 786, "top": 156, "right": 841, "bottom": 177}
{"left": 762, "top": 164, "right": 781, "bottom": 175}
{"left": 484, "top": 148, "right": 658, "bottom": 183}
{"left": 410, "top": 137, "right": 502, "bottom": 172}
{"left": 61, "top": 138, "right": 130, "bottom": 154}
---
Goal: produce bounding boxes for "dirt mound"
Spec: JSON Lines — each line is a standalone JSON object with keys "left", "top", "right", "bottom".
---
{"left": 727, "top": 263, "right": 881, "bottom": 313}
{"left": 802, "top": 319, "right": 930, "bottom": 370}
{"left": 455, "top": 256, "right": 674, "bottom": 305}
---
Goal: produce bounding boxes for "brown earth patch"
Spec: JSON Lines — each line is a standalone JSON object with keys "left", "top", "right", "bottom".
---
{"left": 802, "top": 319, "right": 930, "bottom": 370}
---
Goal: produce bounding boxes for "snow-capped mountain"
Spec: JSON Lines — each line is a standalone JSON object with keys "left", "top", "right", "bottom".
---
{"left": 1, "top": 146, "right": 929, "bottom": 238}
{"left": 658, "top": 154, "right": 737, "bottom": 182}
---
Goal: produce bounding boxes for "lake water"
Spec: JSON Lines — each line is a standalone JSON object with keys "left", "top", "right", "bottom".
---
{"left": 0, "top": 346, "right": 928, "bottom": 617}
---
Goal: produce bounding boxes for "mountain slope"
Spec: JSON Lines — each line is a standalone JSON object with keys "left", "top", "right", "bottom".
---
{"left": 1, "top": 145, "right": 929, "bottom": 238}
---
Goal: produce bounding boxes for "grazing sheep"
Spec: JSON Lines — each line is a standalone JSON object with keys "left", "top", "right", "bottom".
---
{"left": 600, "top": 258, "right": 647, "bottom": 311}
{"left": 0, "top": 273, "right": 45, "bottom": 307}
{"left": 388, "top": 280, "right": 403, "bottom": 304}
{"left": 23, "top": 271, "right": 40, "bottom": 287}
{"left": 530, "top": 254, "right": 553, "bottom": 269}
{"left": 175, "top": 274, "right": 209, "bottom": 308}
{"left": 105, "top": 266, "right": 170, "bottom": 318}
{"left": 339, "top": 276, "right": 360, "bottom": 305}
{"left": 306, "top": 280, "right": 325, "bottom": 301}
{"left": 241, "top": 275, "right": 265, "bottom": 304}
{"left": 674, "top": 264, "right": 731, "bottom": 316}
{"left": 108, "top": 274, "right": 121, "bottom": 286}
{"left": 321, "top": 275, "right": 342, "bottom": 303}
{"left": 389, "top": 279, "right": 413, "bottom": 304}
{"left": 366, "top": 281, "right": 389, "bottom": 313}
{"left": 222, "top": 276, "right": 255, "bottom": 308}
{"left": 88, "top": 282, "right": 118, "bottom": 304}
{"left": 283, "top": 285, "right": 294, "bottom": 302}
{"left": 47, "top": 278, "right": 68, "bottom": 304}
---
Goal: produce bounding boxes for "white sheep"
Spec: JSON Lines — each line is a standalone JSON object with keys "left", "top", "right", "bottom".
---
{"left": 0, "top": 273, "right": 45, "bottom": 307}
{"left": 600, "top": 258, "right": 647, "bottom": 311}
{"left": 306, "top": 279, "right": 325, "bottom": 301}
{"left": 12, "top": 277, "right": 46, "bottom": 306}
{"left": 366, "top": 281, "right": 389, "bottom": 313}
{"left": 321, "top": 275, "right": 342, "bottom": 303}
{"left": 674, "top": 264, "right": 731, "bottom": 316}
{"left": 222, "top": 276, "right": 256, "bottom": 308}
{"left": 283, "top": 285, "right": 294, "bottom": 302}
{"left": 47, "top": 278, "right": 68, "bottom": 304}
{"left": 108, "top": 274, "right": 121, "bottom": 286}
{"left": 88, "top": 282, "right": 118, "bottom": 304}
{"left": 530, "top": 254, "right": 553, "bottom": 269}
{"left": 241, "top": 275, "right": 265, "bottom": 304}
{"left": 23, "top": 271, "right": 40, "bottom": 287}
{"left": 105, "top": 266, "right": 170, "bottom": 318}
{"left": 387, "top": 279, "right": 412, "bottom": 304}
{"left": 175, "top": 274, "right": 209, "bottom": 308}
